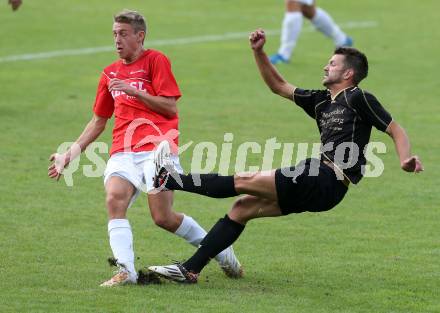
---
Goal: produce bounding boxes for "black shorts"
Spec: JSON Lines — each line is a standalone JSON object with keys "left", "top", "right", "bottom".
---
{"left": 275, "top": 158, "right": 348, "bottom": 215}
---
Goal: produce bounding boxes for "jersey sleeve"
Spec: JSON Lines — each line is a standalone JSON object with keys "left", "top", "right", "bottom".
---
{"left": 293, "top": 88, "right": 328, "bottom": 119}
{"left": 93, "top": 73, "right": 114, "bottom": 118}
{"left": 352, "top": 90, "right": 392, "bottom": 132}
{"left": 150, "top": 53, "right": 182, "bottom": 100}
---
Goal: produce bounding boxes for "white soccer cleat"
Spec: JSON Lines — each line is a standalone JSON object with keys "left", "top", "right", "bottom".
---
{"left": 153, "top": 141, "right": 181, "bottom": 191}
{"left": 100, "top": 259, "right": 137, "bottom": 287}
{"left": 216, "top": 246, "right": 244, "bottom": 279}
{"left": 154, "top": 141, "right": 171, "bottom": 171}
{"left": 99, "top": 270, "right": 137, "bottom": 287}
{"left": 148, "top": 263, "right": 198, "bottom": 284}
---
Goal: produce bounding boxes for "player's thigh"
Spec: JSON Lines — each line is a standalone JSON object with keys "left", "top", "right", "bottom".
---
{"left": 234, "top": 170, "right": 278, "bottom": 201}
{"left": 104, "top": 152, "right": 143, "bottom": 210}
{"left": 229, "top": 195, "right": 282, "bottom": 224}
{"left": 105, "top": 176, "right": 136, "bottom": 213}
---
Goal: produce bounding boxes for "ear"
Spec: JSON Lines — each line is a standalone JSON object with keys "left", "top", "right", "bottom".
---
{"left": 137, "top": 31, "right": 146, "bottom": 44}
{"left": 343, "top": 68, "right": 354, "bottom": 81}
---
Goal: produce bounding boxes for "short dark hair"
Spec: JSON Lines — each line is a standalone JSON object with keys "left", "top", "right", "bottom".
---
{"left": 114, "top": 9, "right": 147, "bottom": 34}
{"left": 334, "top": 47, "right": 368, "bottom": 85}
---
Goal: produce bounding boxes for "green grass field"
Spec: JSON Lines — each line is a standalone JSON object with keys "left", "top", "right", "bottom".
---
{"left": 1, "top": 0, "right": 439, "bottom": 312}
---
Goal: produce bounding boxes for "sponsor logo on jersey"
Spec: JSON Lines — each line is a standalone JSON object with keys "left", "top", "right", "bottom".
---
{"left": 130, "top": 69, "right": 147, "bottom": 74}
{"left": 110, "top": 81, "right": 147, "bottom": 99}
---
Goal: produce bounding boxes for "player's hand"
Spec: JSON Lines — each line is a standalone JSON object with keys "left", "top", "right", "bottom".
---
{"left": 48, "top": 153, "right": 70, "bottom": 181}
{"left": 401, "top": 155, "right": 423, "bottom": 173}
{"left": 249, "top": 29, "right": 266, "bottom": 51}
{"left": 8, "top": 0, "right": 22, "bottom": 11}
{"left": 108, "top": 78, "right": 138, "bottom": 96}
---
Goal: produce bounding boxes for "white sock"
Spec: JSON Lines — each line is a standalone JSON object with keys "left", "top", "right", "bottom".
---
{"left": 174, "top": 214, "right": 230, "bottom": 263}
{"left": 311, "top": 7, "right": 348, "bottom": 47}
{"left": 278, "top": 11, "right": 303, "bottom": 60}
{"left": 108, "top": 219, "right": 137, "bottom": 277}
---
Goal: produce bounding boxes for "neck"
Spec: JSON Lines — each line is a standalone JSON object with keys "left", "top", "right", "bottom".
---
{"left": 122, "top": 47, "right": 145, "bottom": 64}
{"left": 327, "top": 82, "right": 355, "bottom": 99}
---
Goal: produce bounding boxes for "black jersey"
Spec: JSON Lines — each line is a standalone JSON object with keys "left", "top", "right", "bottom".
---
{"left": 293, "top": 86, "right": 392, "bottom": 184}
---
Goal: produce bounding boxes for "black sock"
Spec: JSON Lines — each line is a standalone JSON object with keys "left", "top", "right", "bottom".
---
{"left": 183, "top": 215, "right": 245, "bottom": 274}
{"left": 166, "top": 173, "right": 238, "bottom": 198}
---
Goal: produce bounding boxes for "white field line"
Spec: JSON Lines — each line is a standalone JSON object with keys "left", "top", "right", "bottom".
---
{"left": 0, "top": 21, "right": 377, "bottom": 63}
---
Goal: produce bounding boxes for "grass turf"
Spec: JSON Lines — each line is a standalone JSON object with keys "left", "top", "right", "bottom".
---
{"left": 0, "top": 0, "right": 439, "bottom": 312}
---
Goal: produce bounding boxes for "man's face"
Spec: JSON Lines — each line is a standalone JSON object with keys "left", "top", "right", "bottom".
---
{"left": 322, "top": 54, "right": 350, "bottom": 87}
{"left": 112, "top": 22, "right": 144, "bottom": 60}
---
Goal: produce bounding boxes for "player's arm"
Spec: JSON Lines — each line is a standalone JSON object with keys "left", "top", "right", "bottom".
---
{"left": 249, "top": 29, "right": 296, "bottom": 100}
{"left": 135, "top": 90, "right": 177, "bottom": 118}
{"left": 48, "top": 114, "right": 108, "bottom": 180}
{"left": 385, "top": 121, "right": 423, "bottom": 173}
{"left": 130, "top": 89, "right": 177, "bottom": 118}
{"left": 108, "top": 79, "right": 177, "bottom": 118}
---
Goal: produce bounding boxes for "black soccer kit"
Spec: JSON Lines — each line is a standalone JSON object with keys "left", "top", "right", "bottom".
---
{"left": 275, "top": 86, "right": 393, "bottom": 214}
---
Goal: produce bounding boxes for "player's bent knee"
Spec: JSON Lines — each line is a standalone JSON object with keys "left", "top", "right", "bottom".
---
{"left": 106, "top": 192, "right": 130, "bottom": 213}
{"left": 150, "top": 208, "right": 180, "bottom": 231}
{"left": 229, "top": 197, "right": 255, "bottom": 223}
{"left": 152, "top": 214, "right": 172, "bottom": 230}
{"left": 301, "top": 5, "right": 316, "bottom": 19}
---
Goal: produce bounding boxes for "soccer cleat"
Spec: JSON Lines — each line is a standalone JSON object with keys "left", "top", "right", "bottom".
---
{"left": 269, "top": 53, "right": 289, "bottom": 65}
{"left": 100, "top": 271, "right": 137, "bottom": 287}
{"left": 148, "top": 262, "right": 198, "bottom": 284}
{"left": 153, "top": 166, "right": 171, "bottom": 191}
{"left": 153, "top": 141, "right": 181, "bottom": 190}
{"left": 216, "top": 246, "right": 244, "bottom": 279}
{"left": 100, "top": 258, "right": 137, "bottom": 287}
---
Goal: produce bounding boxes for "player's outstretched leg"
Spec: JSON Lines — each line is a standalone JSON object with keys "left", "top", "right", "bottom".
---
{"left": 153, "top": 141, "right": 278, "bottom": 201}
{"left": 152, "top": 141, "right": 238, "bottom": 198}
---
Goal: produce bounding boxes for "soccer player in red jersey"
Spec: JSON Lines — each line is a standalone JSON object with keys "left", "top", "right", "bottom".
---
{"left": 48, "top": 10, "right": 241, "bottom": 286}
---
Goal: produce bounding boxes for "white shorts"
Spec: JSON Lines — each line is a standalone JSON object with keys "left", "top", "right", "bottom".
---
{"left": 288, "top": 0, "right": 314, "bottom": 5}
{"left": 103, "top": 152, "right": 183, "bottom": 207}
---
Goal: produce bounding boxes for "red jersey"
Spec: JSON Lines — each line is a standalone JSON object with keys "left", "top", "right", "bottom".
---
{"left": 93, "top": 49, "right": 181, "bottom": 155}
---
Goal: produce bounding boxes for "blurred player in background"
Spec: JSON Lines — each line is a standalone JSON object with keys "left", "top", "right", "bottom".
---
{"left": 8, "top": 0, "right": 22, "bottom": 11}
{"left": 270, "top": 0, "right": 353, "bottom": 64}
{"left": 48, "top": 9, "right": 241, "bottom": 287}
